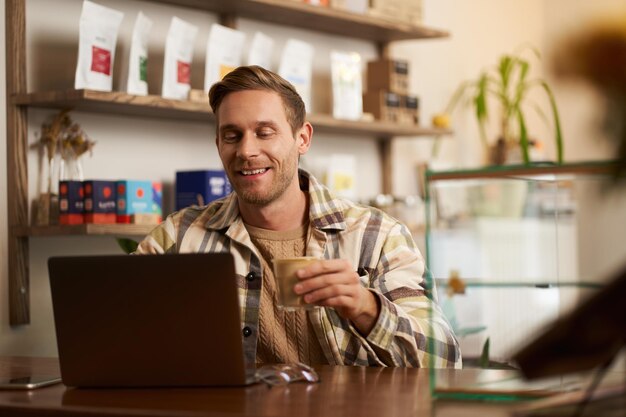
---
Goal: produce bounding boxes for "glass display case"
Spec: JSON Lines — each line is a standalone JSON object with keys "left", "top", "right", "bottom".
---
{"left": 423, "top": 161, "right": 623, "bottom": 400}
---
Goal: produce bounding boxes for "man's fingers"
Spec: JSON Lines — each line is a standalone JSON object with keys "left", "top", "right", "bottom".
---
{"left": 294, "top": 271, "right": 359, "bottom": 294}
{"left": 301, "top": 283, "right": 358, "bottom": 304}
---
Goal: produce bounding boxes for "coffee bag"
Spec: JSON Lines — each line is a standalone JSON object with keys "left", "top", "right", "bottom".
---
{"left": 127, "top": 12, "right": 153, "bottom": 96}
{"left": 74, "top": 0, "right": 124, "bottom": 91}
{"left": 162, "top": 17, "right": 198, "bottom": 100}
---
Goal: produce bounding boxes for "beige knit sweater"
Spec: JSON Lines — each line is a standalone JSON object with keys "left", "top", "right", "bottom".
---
{"left": 245, "top": 223, "right": 327, "bottom": 366}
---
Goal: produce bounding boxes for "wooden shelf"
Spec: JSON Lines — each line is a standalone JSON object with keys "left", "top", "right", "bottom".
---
{"left": 12, "top": 224, "right": 155, "bottom": 237}
{"left": 151, "top": 0, "right": 449, "bottom": 42}
{"left": 12, "top": 90, "right": 213, "bottom": 122}
{"left": 13, "top": 89, "right": 450, "bottom": 138}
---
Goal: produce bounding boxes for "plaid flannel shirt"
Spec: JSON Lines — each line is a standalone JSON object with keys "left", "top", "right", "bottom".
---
{"left": 135, "top": 170, "right": 461, "bottom": 368}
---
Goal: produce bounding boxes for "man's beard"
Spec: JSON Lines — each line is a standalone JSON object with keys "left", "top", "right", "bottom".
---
{"left": 233, "top": 153, "right": 299, "bottom": 206}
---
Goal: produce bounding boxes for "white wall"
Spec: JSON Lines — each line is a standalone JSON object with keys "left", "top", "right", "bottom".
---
{"left": 1, "top": 0, "right": 625, "bottom": 356}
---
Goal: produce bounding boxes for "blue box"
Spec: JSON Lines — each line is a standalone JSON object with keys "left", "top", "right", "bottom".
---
{"left": 176, "top": 170, "right": 231, "bottom": 210}
{"left": 116, "top": 180, "right": 154, "bottom": 223}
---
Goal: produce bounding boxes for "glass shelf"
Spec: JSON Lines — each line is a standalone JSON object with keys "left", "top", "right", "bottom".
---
{"left": 424, "top": 161, "right": 619, "bottom": 401}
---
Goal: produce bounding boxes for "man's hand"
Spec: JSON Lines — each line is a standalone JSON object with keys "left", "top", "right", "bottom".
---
{"left": 293, "top": 259, "right": 380, "bottom": 336}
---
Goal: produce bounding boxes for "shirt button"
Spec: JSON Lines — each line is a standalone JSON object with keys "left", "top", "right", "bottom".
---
{"left": 242, "top": 326, "right": 252, "bottom": 337}
{"left": 245, "top": 272, "right": 256, "bottom": 282}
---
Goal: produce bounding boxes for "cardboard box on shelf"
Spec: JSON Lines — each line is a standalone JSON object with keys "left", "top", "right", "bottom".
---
{"left": 368, "top": 0, "right": 422, "bottom": 25}
{"left": 401, "top": 95, "right": 420, "bottom": 125}
{"left": 362, "top": 90, "right": 402, "bottom": 123}
{"left": 151, "top": 182, "right": 163, "bottom": 222}
{"left": 116, "top": 180, "right": 154, "bottom": 223}
{"left": 366, "top": 59, "right": 409, "bottom": 95}
{"left": 59, "top": 180, "right": 84, "bottom": 225}
{"left": 404, "top": 0, "right": 423, "bottom": 25}
{"left": 83, "top": 180, "right": 116, "bottom": 224}
{"left": 330, "top": 0, "right": 367, "bottom": 14}
{"left": 367, "top": 0, "right": 403, "bottom": 22}
{"left": 175, "top": 170, "right": 232, "bottom": 210}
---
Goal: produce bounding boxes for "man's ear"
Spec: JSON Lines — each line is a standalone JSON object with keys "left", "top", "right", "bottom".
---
{"left": 297, "top": 122, "right": 313, "bottom": 155}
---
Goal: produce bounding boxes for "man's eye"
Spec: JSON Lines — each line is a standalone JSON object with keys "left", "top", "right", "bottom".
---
{"left": 222, "top": 132, "right": 239, "bottom": 142}
{"left": 256, "top": 129, "right": 275, "bottom": 138}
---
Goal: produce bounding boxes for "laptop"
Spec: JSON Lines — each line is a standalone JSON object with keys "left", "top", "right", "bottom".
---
{"left": 48, "top": 253, "right": 256, "bottom": 388}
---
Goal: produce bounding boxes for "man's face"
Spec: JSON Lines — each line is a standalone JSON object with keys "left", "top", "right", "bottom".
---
{"left": 215, "top": 90, "right": 309, "bottom": 206}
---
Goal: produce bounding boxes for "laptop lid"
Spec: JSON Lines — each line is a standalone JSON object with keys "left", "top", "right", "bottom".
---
{"left": 48, "top": 253, "right": 255, "bottom": 388}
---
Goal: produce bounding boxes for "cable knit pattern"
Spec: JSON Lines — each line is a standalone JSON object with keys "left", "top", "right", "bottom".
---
{"left": 246, "top": 223, "right": 327, "bottom": 365}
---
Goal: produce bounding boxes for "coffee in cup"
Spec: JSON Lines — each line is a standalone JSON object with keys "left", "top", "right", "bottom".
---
{"left": 271, "top": 256, "right": 319, "bottom": 310}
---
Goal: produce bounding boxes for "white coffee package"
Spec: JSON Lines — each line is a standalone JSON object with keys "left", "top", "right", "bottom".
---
{"left": 278, "top": 39, "right": 314, "bottom": 112}
{"left": 330, "top": 50, "right": 363, "bottom": 120}
{"left": 204, "top": 24, "right": 246, "bottom": 92}
{"left": 162, "top": 17, "right": 198, "bottom": 100}
{"left": 247, "top": 31, "right": 274, "bottom": 70}
{"left": 126, "top": 12, "right": 153, "bottom": 96}
{"left": 74, "top": 0, "right": 124, "bottom": 91}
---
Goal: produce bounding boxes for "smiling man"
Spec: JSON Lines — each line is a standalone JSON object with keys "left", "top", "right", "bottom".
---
{"left": 135, "top": 65, "right": 461, "bottom": 368}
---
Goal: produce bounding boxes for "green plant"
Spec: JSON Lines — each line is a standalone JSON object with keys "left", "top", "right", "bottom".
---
{"left": 116, "top": 237, "right": 139, "bottom": 254}
{"left": 443, "top": 47, "right": 563, "bottom": 165}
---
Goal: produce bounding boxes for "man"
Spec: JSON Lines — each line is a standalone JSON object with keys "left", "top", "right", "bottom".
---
{"left": 135, "top": 65, "right": 461, "bottom": 368}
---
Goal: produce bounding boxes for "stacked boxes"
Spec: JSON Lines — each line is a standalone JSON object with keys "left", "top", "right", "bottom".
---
{"left": 363, "top": 58, "right": 420, "bottom": 125}
{"left": 175, "top": 170, "right": 232, "bottom": 210}
{"left": 58, "top": 179, "right": 163, "bottom": 225}
{"left": 55, "top": 171, "right": 231, "bottom": 227}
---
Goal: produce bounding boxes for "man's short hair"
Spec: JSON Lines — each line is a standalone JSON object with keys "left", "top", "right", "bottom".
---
{"left": 208, "top": 65, "right": 306, "bottom": 135}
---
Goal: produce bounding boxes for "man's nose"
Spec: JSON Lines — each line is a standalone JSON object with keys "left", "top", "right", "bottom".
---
{"left": 236, "top": 132, "right": 260, "bottom": 159}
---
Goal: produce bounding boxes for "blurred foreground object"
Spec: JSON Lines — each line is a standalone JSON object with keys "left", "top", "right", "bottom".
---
{"left": 553, "top": 15, "right": 626, "bottom": 181}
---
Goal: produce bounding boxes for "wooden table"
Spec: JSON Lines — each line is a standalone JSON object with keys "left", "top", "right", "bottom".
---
{"left": 0, "top": 356, "right": 547, "bottom": 417}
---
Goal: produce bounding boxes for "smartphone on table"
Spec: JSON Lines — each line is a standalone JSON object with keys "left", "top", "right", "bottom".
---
{"left": 0, "top": 376, "right": 62, "bottom": 390}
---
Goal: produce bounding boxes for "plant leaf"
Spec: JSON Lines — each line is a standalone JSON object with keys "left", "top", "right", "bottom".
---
{"left": 116, "top": 237, "right": 139, "bottom": 254}
{"left": 540, "top": 80, "right": 564, "bottom": 164}
{"left": 475, "top": 73, "right": 490, "bottom": 148}
{"left": 480, "top": 337, "right": 490, "bottom": 368}
{"left": 517, "top": 108, "right": 531, "bottom": 164}
{"left": 514, "top": 59, "right": 530, "bottom": 108}
{"left": 498, "top": 55, "right": 513, "bottom": 92}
